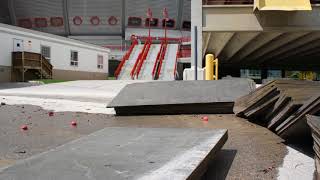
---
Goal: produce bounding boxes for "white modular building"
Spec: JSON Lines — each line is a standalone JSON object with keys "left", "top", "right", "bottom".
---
{"left": 0, "top": 23, "right": 110, "bottom": 82}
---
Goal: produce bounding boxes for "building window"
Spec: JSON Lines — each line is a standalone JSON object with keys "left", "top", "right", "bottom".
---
{"left": 41, "top": 45, "right": 51, "bottom": 61}
{"left": 70, "top": 51, "right": 78, "bottom": 66}
{"left": 267, "top": 70, "right": 282, "bottom": 78}
{"left": 97, "top": 55, "right": 103, "bottom": 69}
{"left": 240, "top": 69, "right": 261, "bottom": 79}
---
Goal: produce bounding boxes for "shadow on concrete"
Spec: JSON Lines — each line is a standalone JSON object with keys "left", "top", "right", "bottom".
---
{"left": 0, "top": 83, "right": 40, "bottom": 90}
{"left": 201, "top": 149, "right": 237, "bottom": 180}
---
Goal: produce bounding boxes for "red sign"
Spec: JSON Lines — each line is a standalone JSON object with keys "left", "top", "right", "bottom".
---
{"left": 50, "top": 17, "right": 64, "bottom": 27}
{"left": 163, "top": 8, "right": 168, "bottom": 20}
{"left": 147, "top": 8, "right": 152, "bottom": 18}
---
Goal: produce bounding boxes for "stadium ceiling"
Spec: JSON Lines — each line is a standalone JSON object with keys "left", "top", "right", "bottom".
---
{"left": 0, "top": 0, "right": 191, "bottom": 36}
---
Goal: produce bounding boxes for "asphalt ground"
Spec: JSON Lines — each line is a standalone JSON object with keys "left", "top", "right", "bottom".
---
{"left": 0, "top": 103, "right": 286, "bottom": 179}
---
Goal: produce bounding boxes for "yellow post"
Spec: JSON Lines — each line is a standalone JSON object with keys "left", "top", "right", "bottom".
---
{"left": 205, "top": 54, "right": 214, "bottom": 80}
{"left": 213, "top": 58, "right": 218, "bottom": 80}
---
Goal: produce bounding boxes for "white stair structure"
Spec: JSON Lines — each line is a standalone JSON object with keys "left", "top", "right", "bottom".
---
{"left": 137, "top": 44, "right": 161, "bottom": 80}
{"left": 158, "top": 44, "right": 179, "bottom": 80}
{"left": 118, "top": 45, "right": 143, "bottom": 80}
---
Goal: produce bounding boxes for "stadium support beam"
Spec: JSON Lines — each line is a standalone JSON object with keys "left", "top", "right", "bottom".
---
{"left": 176, "top": 0, "right": 184, "bottom": 30}
{"left": 122, "top": 0, "right": 126, "bottom": 38}
{"left": 8, "top": 0, "right": 16, "bottom": 25}
{"left": 191, "top": 0, "right": 202, "bottom": 68}
{"left": 63, "top": 0, "right": 71, "bottom": 36}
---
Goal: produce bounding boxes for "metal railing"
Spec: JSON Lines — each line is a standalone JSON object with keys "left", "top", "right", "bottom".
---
{"left": 114, "top": 39, "right": 138, "bottom": 78}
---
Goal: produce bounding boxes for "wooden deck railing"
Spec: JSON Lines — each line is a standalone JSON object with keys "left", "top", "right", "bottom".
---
{"left": 12, "top": 51, "right": 53, "bottom": 81}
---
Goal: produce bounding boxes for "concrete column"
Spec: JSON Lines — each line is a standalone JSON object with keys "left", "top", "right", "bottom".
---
{"left": 8, "top": 0, "right": 16, "bottom": 25}
{"left": 191, "top": 0, "right": 202, "bottom": 68}
{"left": 63, "top": 0, "right": 70, "bottom": 36}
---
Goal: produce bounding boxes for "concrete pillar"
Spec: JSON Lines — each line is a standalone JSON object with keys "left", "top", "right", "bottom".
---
{"left": 261, "top": 69, "right": 268, "bottom": 80}
{"left": 191, "top": 0, "right": 202, "bottom": 68}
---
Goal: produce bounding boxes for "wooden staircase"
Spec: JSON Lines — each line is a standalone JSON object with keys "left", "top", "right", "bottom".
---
{"left": 11, "top": 52, "right": 53, "bottom": 82}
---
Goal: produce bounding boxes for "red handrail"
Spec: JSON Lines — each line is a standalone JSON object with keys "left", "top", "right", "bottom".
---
{"left": 136, "top": 42, "right": 151, "bottom": 79}
{"left": 130, "top": 40, "right": 150, "bottom": 79}
{"left": 156, "top": 43, "right": 167, "bottom": 78}
{"left": 173, "top": 44, "right": 181, "bottom": 78}
{"left": 114, "top": 39, "right": 137, "bottom": 78}
{"left": 152, "top": 41, "right": 165, "bottom": 78}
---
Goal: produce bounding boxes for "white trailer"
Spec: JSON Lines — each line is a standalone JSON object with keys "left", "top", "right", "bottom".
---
{"left": 0, "top": 23, "right": 110, "bottom": 82}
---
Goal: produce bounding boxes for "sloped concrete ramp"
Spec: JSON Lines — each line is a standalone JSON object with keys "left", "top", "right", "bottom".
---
{"left": 108, "top": 79, "right": 255, "bottom": 115}
{"left": 0, "top": 127, "right": 227, "bottom": 180}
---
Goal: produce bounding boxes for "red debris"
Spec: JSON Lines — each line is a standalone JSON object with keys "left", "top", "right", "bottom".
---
{"left": 20, "top": 125, "right": 28, "bottom": 131}
{"left": 202, "top": 116, "right": 209, "bottom": 121}
{"left": 71, "top": 121, "right": 77, "bottom": 127}
{"left": 49, "top": 112, "right": 54, "bottom": 117}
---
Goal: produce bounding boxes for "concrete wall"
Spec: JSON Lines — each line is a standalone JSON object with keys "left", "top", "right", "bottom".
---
{"left": 53, "top": 69, "right": 107, "bottom": 80}
{"left": 0, "top": 23, "right": 110, "bottom": 81}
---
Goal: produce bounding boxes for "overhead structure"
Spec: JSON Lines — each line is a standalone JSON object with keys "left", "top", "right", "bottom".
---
{"left": 0, "top": 0, "right": 191, "bottom": 37}
{"left": 254, "top": 0, "right": 312, "bottom": 11}
{"left": 199, "top": 0, "right": 320, "bottom": 71}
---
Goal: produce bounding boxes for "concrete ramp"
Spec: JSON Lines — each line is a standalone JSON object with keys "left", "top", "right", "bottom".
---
{"left": 118, "top": 45, "right": 144, "bottom": 80}
{"left": 108, "top": 79, "right": 255, "bottom": 115}
{"left": 0, "top": 127, "right": 227, "bottom": 180}
{"left": 138, "top": 44, "right": 161, "bottom": 80}
{"left": 158, "top": 44, "right": 179, "bottom": 81}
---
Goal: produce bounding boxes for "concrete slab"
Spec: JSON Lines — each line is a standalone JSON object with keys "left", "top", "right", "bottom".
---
{"left": 108, "top": 79, "right": 255, "bottom": 115}
{"left": 0, "top": 80, "right": 149, "bottom": 115}
{"left": 0, "top": 127, "right": 227, "bottom": 180}
{"left": 0, "top": 82, "right": 40, "bottom": 90}
{"left": 0, "top": 80, "right": 149, "bottom": 103}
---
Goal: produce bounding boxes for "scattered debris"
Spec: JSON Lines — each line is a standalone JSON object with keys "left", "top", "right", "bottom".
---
{"left": 20, "top": 125, "right": 28, "bottom": 131}
{"left": 71, "top": 121, "right": 77, "bottom": 127}
{"left": 202, "top": 116, "right": 209, "bottom": 121}
{"left": 259, "top": 166, "right": 275, "bottom": 174}
{"left": 14, "top": 150, "right": 26, "bottom": 154}
{"left": 48, "top": 112, "right": 54, "bottom": 117}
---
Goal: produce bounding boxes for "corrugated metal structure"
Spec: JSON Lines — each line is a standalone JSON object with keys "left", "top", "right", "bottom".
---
{"left": 0, "top": 0, "right": 191, "bottom": 37}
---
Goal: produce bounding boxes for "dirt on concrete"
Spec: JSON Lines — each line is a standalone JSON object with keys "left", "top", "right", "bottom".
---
{"left": 0, "top": 104, "right": 287, "bottom": 179}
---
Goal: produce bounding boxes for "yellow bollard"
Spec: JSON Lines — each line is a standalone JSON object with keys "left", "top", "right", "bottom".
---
{"left": 205, "top": 54, "right": 214, "bottom": 80}
{"left": 213, "top": 58, "right": 218, "bottom": 80}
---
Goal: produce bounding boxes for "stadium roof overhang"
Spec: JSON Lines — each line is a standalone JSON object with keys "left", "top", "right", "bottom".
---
{"left": 200, "top": 4, "right": 320, "bottom": 70}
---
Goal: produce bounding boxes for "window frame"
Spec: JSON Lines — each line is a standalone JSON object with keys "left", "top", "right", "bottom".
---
{"left": 97, "top": 54, "right": 104, "bottom": 69}
{"left": 41, "top": 45, "right": 51, "bottom": 62}
{"left": 70, "top": 50, "right": 78, "bottom": 67}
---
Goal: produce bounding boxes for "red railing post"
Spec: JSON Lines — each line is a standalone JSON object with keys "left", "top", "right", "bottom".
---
{"left": 152, "top": 41, "right": 164, "bottom": 79}
{"left": 136, "top": 40, "right": 152, "bottom": 79}
{"left": 156, "top": 42, "right": 167, "bottom": 78}
{"left": 173, "top": 44, "right": 181, "bottom": 78}
{"left": 114, "top": 39, "right": 138, "bottom": 78}
{"left": 130, "top": 39, "right": 150, "bottom": 79}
